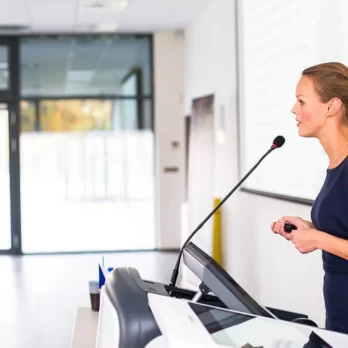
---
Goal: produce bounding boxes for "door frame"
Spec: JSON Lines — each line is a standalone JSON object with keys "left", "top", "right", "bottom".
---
{"left": 0, "top": 37, "right": 21, "bottom": 255}
{"left": 8, "top": 101, "right": 21, "bottom": 255}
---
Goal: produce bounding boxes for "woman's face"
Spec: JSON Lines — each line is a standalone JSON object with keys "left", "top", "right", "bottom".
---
{"left": 291, "top": 75, "right": 329, "bottom": 138}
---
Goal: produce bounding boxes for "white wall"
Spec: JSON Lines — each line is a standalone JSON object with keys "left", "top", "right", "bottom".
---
{"left": 153, "top": 31, "right": 185, "bottom": 249}
{"left": 184, "top": 0, "right": 239, "bottom": 261}
{"left": 184, "top": 0, "right": 325, "bottom": 326}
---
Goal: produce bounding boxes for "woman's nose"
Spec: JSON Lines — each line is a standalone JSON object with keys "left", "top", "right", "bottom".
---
{"left": 291, "top": 104, "right": 298, "bottom": 115}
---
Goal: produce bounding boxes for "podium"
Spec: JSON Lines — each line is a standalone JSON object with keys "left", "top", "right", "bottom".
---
{"left": 96, "top": 242, "right": 314, "bottom": 348}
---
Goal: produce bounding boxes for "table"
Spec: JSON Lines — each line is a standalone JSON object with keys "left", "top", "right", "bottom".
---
{"left": 71, "top": 307, "right": 99, "bottom": 348}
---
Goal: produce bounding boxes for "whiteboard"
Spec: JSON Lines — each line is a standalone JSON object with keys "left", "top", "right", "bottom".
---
{"left": 237, "top": 0, "right": 348, "bottom": 202}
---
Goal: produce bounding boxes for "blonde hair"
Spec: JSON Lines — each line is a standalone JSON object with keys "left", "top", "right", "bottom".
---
{"left": 302, "top": 62, "right": 348, "bottom": 125}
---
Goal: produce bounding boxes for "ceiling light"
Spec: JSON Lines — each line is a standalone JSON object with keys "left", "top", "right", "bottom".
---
{"left": 79, "top": 0, "right": 109, "bottom": 10}
{"left": 111, "top": 0, "right": 128, "bottom": 11}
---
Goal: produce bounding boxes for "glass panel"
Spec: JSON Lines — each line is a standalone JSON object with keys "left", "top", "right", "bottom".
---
{"left": 0, "top": 107, "right": 11, "bottom": 249}
{"left": 112, "top": 98, "right": 152, "bottom": 130}
{"left": 0, "top": 46, "right": 9, "bottom": 90}
{"left": 20, "top": 99, "right": 155, "bottom": 253}
{"left": 20, "top": 100, "right": 36, "bottom": 131}
{"left": 40, "top": 100, "right": 112, "bottom": 131}
{"left": 20, "top": 35, "right": 152, "bottom": 97}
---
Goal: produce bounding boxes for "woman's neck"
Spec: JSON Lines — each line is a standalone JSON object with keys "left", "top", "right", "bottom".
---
{"left": 319, "top": 126, "right": 348, "bottom": 168}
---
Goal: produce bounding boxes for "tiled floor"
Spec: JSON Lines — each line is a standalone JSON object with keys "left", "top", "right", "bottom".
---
{"left": 0, "top": 251, "right": 179, "bottom": 348}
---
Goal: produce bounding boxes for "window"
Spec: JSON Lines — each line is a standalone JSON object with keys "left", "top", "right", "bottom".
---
{"left": 20, "top": 35, "right": 152, "bottom": 97}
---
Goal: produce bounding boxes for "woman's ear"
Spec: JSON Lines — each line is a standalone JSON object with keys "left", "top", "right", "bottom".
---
{"left": 327, "top": 98, "right": 342, "bottom": 116}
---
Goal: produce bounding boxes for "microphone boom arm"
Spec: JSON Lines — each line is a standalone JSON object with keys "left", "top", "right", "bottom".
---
{"left": 169, "top": 145, "right": 276, "bottom": 288}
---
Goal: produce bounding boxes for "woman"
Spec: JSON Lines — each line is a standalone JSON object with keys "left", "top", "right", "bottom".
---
{"left": 271, "top": 62, "right": 348, "bottom": 334}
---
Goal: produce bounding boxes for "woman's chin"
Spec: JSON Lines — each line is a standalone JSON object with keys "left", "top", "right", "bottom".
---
{"left": 298, "top": 127, "right": 314, "bottom": 138}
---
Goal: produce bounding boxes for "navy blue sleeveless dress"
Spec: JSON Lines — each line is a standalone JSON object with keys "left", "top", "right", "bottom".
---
{"left": 311, "top": 156, "right": 348, "bottom": 334}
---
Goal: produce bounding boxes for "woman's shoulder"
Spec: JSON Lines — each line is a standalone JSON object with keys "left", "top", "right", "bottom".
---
{"left": 341, "top": 156, "right": 348, "bottom": 178}
{"left": 325, "top": 156, "right": 348, "bottom": 193}
{"left": 328, "top": 156, "right": 348, "bottom": 175}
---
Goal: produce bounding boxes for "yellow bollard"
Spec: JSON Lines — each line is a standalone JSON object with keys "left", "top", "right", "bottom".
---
{"left": 212, "top": 197, "right": 222, "bottom": 266}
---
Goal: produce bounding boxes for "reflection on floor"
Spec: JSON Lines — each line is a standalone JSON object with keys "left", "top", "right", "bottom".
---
{"left": 0, "top": 251, "right": 179, "bottom": 348}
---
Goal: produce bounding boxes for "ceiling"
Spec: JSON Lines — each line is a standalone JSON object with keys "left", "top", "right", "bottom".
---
{"left": 0, "top": 0, "right": 212, "bottom": 34}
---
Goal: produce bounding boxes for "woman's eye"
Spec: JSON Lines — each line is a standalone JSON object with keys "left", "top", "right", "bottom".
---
{"left": 298, "top": 100, "right": 304, "bottom": 105}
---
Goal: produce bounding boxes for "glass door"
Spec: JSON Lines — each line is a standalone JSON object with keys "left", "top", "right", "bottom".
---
{"left": 18, "top": 35, "right": 155, "bottom": 253}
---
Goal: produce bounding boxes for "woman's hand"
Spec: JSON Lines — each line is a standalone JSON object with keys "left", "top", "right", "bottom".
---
{"left": 271, "top": 216, "right": 313, "bottom": 241}
{"left": 290, "top": 228, "right": 321, "bottom": 254}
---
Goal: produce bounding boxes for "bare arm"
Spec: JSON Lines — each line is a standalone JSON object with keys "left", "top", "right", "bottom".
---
{"left": 316, "top": 232, "right": 348, "bottom": 260}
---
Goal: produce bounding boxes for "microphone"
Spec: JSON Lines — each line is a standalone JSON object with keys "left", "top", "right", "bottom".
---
{"left": 169, "top": 135, "right": 285, "bottom": 288}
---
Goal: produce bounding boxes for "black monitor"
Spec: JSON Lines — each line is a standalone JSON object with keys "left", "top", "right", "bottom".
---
{"left": 187, "top": 301, "right": 331, "bottom": 348}
{"left": 182, "top": 242, "right": 275, "bottom": 318}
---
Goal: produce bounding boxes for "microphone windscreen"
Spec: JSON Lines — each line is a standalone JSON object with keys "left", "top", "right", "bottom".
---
{"left": 273, "top": 135, "right": 285, "bottom": 148}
